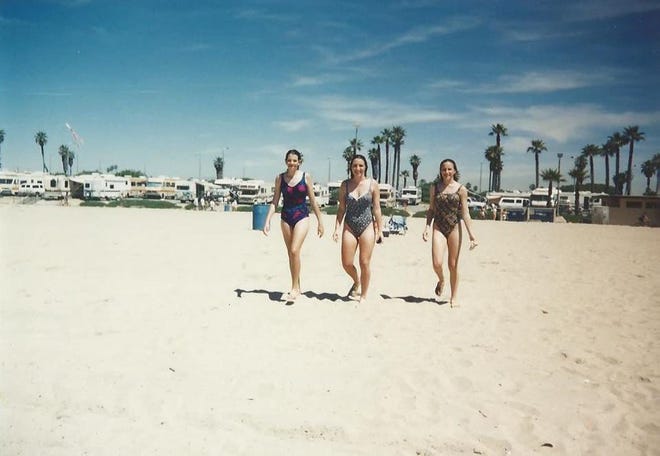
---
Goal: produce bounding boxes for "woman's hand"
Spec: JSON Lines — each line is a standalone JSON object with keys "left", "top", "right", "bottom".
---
{"left": 317, "top": 224, "right": 325, "bottom": 238}
{"left": 422, "top": 227, "right": 430, "bottom": 242}
{"left": 332, "top": 230, "right": 339, "bottom": 242}
{"left": 262, "top": 221, "right": 270, "bottom": 236}
{"left": 469, "top": 237, "right": 478, "bottom": 250}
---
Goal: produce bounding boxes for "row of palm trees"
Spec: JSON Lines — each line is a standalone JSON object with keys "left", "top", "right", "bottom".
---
{"left": 527, "top": 126, "right": 651, "bottom": 198}
{"left": 0, "top": 130, "right": 77, "bottom": 177}
{"left": 341, "top": 125, "right": 423, "bottom": 189}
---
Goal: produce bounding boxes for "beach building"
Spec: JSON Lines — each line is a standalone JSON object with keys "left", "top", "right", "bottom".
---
{"left": 592, "top": 195, "right": 660, "bottom": 226}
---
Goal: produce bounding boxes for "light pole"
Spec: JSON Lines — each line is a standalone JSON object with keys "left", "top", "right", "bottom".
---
{"left": 353, "top": 123, "right": 359, "bottom": 155}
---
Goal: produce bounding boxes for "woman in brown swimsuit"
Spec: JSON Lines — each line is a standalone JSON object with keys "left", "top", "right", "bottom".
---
{"left": 423, "top": 159, "right": 478, "bottom": 308}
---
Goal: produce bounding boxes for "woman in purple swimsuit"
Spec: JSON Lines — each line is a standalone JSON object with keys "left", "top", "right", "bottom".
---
{"left": 422, "top": 159, "right": 478, "bottom": 308}
{"left": 263, "top": 150, "right": 324, "bottom": 302}
{"left": 332, "top": 154, "right": 382, "bottom": 303}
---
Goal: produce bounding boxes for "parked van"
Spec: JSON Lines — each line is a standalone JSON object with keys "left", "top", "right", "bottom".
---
{"left": 498, "top": 197, "right": 529, "bottom": 209}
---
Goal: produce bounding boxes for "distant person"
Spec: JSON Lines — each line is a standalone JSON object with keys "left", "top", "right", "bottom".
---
{"left": 332, "top": 154, "right": 383, "bottom": 303}
{"left": 263, "top": 149, "right": 324, "bottom": 302}
{"left": 638, "top": 213, "right": 650, "bottom": 227}
{"left": 422, "top": 158, "right": 478, "bottom": 308}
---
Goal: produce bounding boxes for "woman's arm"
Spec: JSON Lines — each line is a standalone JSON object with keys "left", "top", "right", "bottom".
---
{"left": 459, "top": 186, "right": 478, "bottom": 247}
{"left": 371, "top": 180, "right": 383, "bottom": 240}
{"left": 332, "top": 181, "right": 347, "bottom": 242}
{"left": 305, "top": 173, "right": 325, "bottom": 237}
{"left": 263, "top": 174, "right": 282, "bottom": 235}
{"left": 423, "top": 184, "right": 435, "bottom": 241}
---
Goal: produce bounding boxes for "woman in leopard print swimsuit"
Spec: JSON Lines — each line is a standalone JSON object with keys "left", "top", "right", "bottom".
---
{"left": 423, "top": 159, "right": 478, "bottom": 308}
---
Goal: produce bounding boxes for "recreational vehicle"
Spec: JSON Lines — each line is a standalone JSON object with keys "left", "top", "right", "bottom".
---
{"left": 128, "top": 176, "right": 147, "bottom": 198}
{"left": 144, "top": 177, "right": 176, "bottom": 199}
{"left": 82, "top": 174, "right": 130, "bottom": 200}
{"left": 237, "top": 179, "right": 273, "bottom": 204}
{"left": 43, "top": 175, "right": 70, "bottom": 199}
{"left": 378, "top": 183, "right": 396, "bottom": 208}
{"left": 313, "top": 183, "right": 329, "bottom": 207}
{"left": 327, "top": 181, "right": 343, "bottom": 205}
{"left": 174, "top": 180, "right": 196, "bottom": 202}
{"left": 399, "top": 186, "right": 422, "bottom": 205}
{"left": 530, "top": 187, "right": 560, "bottom": 207}
{"left": 0, "top": 171, "right": 20, "bottom": 196}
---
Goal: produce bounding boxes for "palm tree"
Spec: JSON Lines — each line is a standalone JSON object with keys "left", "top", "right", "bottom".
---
{"left": 526, "top": 139, "right": 547, "bottom": 189}
{"left": 601, "top": 140, "right": 616, "bottom": 193}
{"left": 391, "top": 126, "right": 406, "bottom": 190}
{"left": 371, "top": 135, "right": 383, "bottom": 182}
{"left": 622, "top": 126, "right": 645, "bottom": 195}
{"left": 581, "top": 144, "right": 600, "bottom": 193}
{"left": 489, "top": 123, "right": 507, "bottom": 191}
{"left": 409, "top": 154, "right": 421, "bottom": 187}
{"left": 381, "top": 128, "right": 392, "bottom": 184}
{"left": 0, "top": 129, "right": 4, "bottom": 169}
{"left": 35, "top": 131, "right": 49, "bottom": 173}
{"left": 569, "top": 156, "right": 589, "bottom": 213}
{"left": 58, "top": 145, "right": 72, "bottom": 176}
{"left": 368, "top": 148, "right": 379, "bottom": 179}
{"left": 342, "top": 146, "right": 354, "bottom": 177}
{"left": 608, "top": 132, "right": 625, "bottom": 193}
{"left": 484, "top": 145, "right": 500, "bottom": 191}
{"left": 400, "top": 170, "right": 410, "bottom": 188}
{"left": 350, "top": 137, "right": 363, "bottom": 154}
{"left": 214, "top": 156, "right": 224, "bottom": 179}
{"left": 68, "top": 149, "right": 75, "bottom": 176}
{"left": 540, "top": 168, "right": 561, "bottom": 207}
{"left": 641, "top": 159, "right": 656, "bottom": 195}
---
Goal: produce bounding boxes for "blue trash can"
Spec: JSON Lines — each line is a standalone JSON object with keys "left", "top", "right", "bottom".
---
{"left": 252, "top": 203, "right": 269, "bottom": 230}
{"left": 224, "top": 204, "right": 231, "bottom": 212}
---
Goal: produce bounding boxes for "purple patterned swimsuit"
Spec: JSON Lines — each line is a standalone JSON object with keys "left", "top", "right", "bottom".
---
{"left": 281, "top": 173, "right": 310, "bottom": 228}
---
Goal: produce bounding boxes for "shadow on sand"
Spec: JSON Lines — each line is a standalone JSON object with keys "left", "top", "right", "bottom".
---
{"left": 379, "top": 294, "right": 448, "bottom": 306}
{"left": 234, "top": 288, "right": 349, "bottom": 305}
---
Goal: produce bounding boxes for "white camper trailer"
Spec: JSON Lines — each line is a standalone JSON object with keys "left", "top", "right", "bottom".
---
{"left": 327, "top": 181, "right": 343, "bottom": 205}
{"left": 82, "top": 174, "right": 130, "bottom": 200}
{"left": 43, "top": 174, "right": 70, "bottom": 199}
{"left": 237, "top": 179, "right": 273, "bottom": 204}
{"left": 313, "top": 183, "right": 329, "bottom": 207}
{"left": 0, "top": 171, "right": 21, "bottom": 196}
{"left": 399, "top": 186, "right": 422, "bottom": 205}
{"left": 378, "top": 183, "right": 396, "bottom": 208}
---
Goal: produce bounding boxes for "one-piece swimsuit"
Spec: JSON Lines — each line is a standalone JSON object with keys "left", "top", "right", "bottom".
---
{"left": 345, "top": 179, "right": 373, "bottom": 237}
{"left": 281, "top": 172, "right": 309, "bottom": 228}
{"left": 433, "top": 182, "right": 462, "bottom": 238}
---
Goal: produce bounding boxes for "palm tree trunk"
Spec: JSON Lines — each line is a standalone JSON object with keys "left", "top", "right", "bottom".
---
{"left": 384, "top": 144, "right": 389, "bottom": 184}
{"left": 615, "top": 149, "right": 621, "bottom": 194}
{"left": 535, "top": 153, "right": 540, "bottom": 188}
{"left": 377, "top": 146, "right": 382, "bottom": 183}
{"left": 590, "top": 157, "right": 595, "bottom": 193}
{"left": 626, "top": 142, "right": 634, "bottom": 195}
{"left": 604, "top": 155, "right": 610, "bottom": 193}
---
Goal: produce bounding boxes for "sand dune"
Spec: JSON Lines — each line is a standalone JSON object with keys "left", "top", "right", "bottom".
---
{"left": 1, "top": 205, "right": 658, "bottom": 455}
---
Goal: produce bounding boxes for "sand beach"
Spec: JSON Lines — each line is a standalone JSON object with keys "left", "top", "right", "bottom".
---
{"left": 1, "top": 204, "right": 659, "bottom": 455}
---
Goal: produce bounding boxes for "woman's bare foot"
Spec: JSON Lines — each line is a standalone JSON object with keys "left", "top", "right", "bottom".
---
{"left": 435, "top": 279, "right": 444, "bottom": 298}
{"left": 284, "top": 289, "right": 301, "bottom": 302}
{"left": 348, "top": 283, "right": 361, "bottom": 300}
{"left": 450, "top": 298, "right": 459, "bottom": 308}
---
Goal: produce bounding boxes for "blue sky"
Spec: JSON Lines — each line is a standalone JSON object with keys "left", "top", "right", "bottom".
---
{"left": 1, "top": 0, "right": 659, "bottom": 193}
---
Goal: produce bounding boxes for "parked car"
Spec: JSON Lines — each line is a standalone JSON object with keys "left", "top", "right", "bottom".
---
{"left": 467, "top": 197, "right": 486, "bottom": 209}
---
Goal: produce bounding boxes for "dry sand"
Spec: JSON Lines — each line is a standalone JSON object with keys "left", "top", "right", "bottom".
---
{"left": 1, "top": 204, "right": 659, "bottom": 455}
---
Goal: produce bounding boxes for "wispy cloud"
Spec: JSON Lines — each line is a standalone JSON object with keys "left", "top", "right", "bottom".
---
{"left": 562, "top": 0, "right": 660, "bottom": 21}
{"left": 470, "top": 104, "right": 660, "bottom": 143}
{"left": 501, "top": 28, "right": 583, "bottom": 43}
{"left": 273, "top": 119, "right": 312, "bottom": 132}
{"left": 327, "top": 17, "right": 480, "bottom": 64}
{"left": 234, "top": 8, "right": 297, "bottom": 23}
{"left": 473, "top": 70, "right": 619, "bottom": 94}
{"left": 303, "top": 95, "right": 459, "bottom": 128}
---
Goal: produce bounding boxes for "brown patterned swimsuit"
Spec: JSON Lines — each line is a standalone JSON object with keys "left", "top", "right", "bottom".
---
{"left": 432, "top": 183, "right": 463, "bottom": 238}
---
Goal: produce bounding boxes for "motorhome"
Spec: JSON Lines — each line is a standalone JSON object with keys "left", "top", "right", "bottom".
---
{"left": 312, "top": 183, "right": 329, "bottom": 207}
{"left": 399, "top": 186, "right": 422, "bottom": 205}
{"left": 378, "top": 183, "right": 396, "bottom": 208}
{"left": 82, "top": 174, "right": 130, "bottom": 200}
{"left": 144, "top": 176, "right": 176, "bottom": 199}
{"left": 174, "top": 180, "right": 196, "bottom": 202}
{"left": 43, "top": 174, "right": 70, "bottom": 200}
{"left": 237, "top": 179, "right": 273, "bottom": 204}
{"left": 128, "top": 176, "right": 147, "bottom": 198}
{"left": 327, "top": 181, "right": 343, "bottom": 205}
{"left": 530, "top": 187, "right": 560, "bottom": 207}
{"left": 0, "top": 171, "right": 20, "bottom": 196}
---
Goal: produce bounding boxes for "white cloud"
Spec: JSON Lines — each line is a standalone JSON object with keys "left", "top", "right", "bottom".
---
{"left": 474, "top": 70, "right": 618, "bottom": 94}
{"left": 304, "top": 95, "right": 459, "bottom": 128}
{"left": 273, "top": 119, "right": 311, "bottom": 132}
{"left": 471, "top": 104, "right": 660, "bottom": 143}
